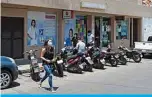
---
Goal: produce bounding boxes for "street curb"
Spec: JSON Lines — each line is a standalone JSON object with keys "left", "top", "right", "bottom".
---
{"left": 18, "top": 69, "right": 30, "bottom": 74}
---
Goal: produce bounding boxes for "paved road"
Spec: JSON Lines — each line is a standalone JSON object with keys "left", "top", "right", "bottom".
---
{"left": 1, "top": 58, "right": 152, "bottom": 94}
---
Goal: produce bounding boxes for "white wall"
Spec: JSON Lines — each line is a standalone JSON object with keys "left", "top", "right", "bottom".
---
{"left": 142, "top": 17, "right": 152, "bottom": 41}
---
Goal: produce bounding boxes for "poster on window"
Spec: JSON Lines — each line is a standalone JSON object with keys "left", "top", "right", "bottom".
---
{"left": 116, "top": 20, "right": 128, "bottom": 40}
{"left": 142, "top": 17, "right": 152, "bottom": 41}
{"left": 27, "top": 11, "right": 57, "bottom": 47}
{"left": 64, "top": 19, "right": 75, "bottom": 46}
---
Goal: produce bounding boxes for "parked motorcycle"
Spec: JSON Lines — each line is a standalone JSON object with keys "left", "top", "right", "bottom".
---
{"left": 114, "top": 50, "right": 127, "bottom": 65}
{"left": 87, "top": 44, "right": 105, "bottom": 69}
{"left": 118, "top": 46, "right": 142, "bottom": 63}
{"left": 51, "top": 54, "right": 64, "bottom": 77}
{"left": 24, "top": 49, "right": 40, "bottom": 81}
{"left": 61, "top": 47, "right": 83, "bottom": 74}
{"left": 102, "top": 48, "right": 118, "bottom": 67}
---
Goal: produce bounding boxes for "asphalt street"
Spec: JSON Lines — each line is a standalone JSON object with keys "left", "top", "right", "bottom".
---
{"left": 1, "top": 57, "right": 152, "bottom": 94}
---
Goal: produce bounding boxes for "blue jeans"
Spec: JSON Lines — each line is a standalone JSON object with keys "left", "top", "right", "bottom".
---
{"left": 40, "top": 64, "right": 53, "bottom": 88}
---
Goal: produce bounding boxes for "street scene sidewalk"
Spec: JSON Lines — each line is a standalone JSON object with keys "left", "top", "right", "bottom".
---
{"left": 2, "top": 58, "right": 152, "bottom": 94}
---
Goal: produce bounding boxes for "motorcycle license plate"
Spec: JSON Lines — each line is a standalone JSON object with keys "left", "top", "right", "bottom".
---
{"left": 34, "top": 67, "right": 39, "bottom": 73}
{"left": 57, "top": 60, "right": 63, "bottom": 64}
{"left": 32, "top": 59, "right": 37, "bottom": 64}
{"left": 115, "top": 55, "right": 119, "bottom": 58}
{"left": 86, "top": 57, "right": 93, "bottom": 64}
{"left": 31, "top": 56, "right": 35, "bottom": 60}
{"left": 100, "top": 59, "right": 105, "bottom": 64}
{"left": 79, "top": 63, "right": 85, "bottom": 69}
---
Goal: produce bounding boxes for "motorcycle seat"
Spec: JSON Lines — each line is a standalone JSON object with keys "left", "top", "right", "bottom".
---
{"left": 105, "top": 52, "right": 116, "bottom": 55}
{"left": 67, "top": 55, "right": 78, "bottom": 60}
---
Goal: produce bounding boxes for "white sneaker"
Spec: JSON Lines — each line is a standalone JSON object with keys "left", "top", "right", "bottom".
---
{"left": 51, "top": 88, "right": 56, "bottom": 93}
{"left": 39, "top": 82, "right": 42, "bottom": 88}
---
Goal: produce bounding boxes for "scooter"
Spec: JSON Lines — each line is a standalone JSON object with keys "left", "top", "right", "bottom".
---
{"left": 24, "top": 49, "right": 40, "bottom": 81}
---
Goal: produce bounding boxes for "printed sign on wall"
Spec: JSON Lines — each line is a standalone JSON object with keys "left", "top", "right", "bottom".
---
{"left": 27, "top": 11, "right": 57, "bottom": 47}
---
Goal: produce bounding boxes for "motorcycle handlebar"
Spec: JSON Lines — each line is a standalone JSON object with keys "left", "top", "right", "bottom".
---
{"left": 23, "top": 49, "right": 38, "bottom": 54}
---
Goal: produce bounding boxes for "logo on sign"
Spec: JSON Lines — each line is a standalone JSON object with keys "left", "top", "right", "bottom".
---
{"left": 63, "top": 10, "right": 73, "bottom": 19}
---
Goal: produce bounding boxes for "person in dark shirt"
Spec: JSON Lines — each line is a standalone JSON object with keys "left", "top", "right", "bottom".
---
{"left": 72, "top": 33, "right": 78, "bottom": 47}
{"left": 39, "top": 39, "right": 56, "bottom": 92}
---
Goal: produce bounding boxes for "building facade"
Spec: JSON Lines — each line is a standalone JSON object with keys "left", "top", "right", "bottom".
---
{"left": 1, "top": 0, "right": 152, "bottom": 59}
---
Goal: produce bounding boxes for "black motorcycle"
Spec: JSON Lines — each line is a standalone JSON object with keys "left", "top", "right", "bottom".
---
{"left": 87, "top": 45, "right": 105, "bottom": 69}
{"left": 114, "top": 50, "right": 127, "bottom": 65}
{"left": 118, "top": 46, "right": 142, "bottom": 63}
{"left": 51, "top": 54, "right": 64, "bottom": 77}
{"left": 102, "top": 48, "right": 118, "bottom": 67}
{"left": 24, "top": 49, "right": 40, "bottom": 81}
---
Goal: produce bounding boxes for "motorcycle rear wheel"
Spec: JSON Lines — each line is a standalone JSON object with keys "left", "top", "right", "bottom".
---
{"left": 133, "top": 54, "right": 142, "bottom": 63}
{"left": 110, "top": 58, "right": 118, "bottom": 67}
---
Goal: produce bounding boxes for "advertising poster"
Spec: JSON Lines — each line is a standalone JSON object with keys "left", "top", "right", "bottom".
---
{"left": 27, "top": 11, "right": 57, "bottom": 47}
{"left": 116, "top": 20, "right": 128, "bottom": 40}
{"left": 76, "top": 16, "right": 87, "bottom": 43}
{"left": 142, "top": 17, "right": 152, "bottom": 41}
{"left": 64, "top": 19, "right": 75, "bottom": 46}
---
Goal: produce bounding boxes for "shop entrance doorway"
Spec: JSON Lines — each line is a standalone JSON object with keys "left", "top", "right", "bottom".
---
{"left": 1, "top": 17, "right": 24, "bottom": 59}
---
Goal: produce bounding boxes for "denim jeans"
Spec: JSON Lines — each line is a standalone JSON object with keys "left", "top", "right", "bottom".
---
{"left": 40, "top": 64, "right": 53, "bottom": 88}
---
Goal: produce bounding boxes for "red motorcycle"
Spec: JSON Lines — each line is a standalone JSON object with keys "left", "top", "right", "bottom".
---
{"left": 61, "top": 47, "right": 83, "bottom": 74}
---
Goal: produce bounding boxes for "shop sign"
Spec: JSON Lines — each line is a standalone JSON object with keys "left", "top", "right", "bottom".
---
{"left": 142, "top": 0, "right": 152, "bottom": 7}
{"left": 62, "top": 10, "right": 74, "bottom": 19}
{"left": 81, "top": 2, "right": 106, "bottom": 9}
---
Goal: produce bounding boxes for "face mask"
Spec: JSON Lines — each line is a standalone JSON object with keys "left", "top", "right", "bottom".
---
{"left": 48, "top": 40, "right": 53, "bottom": 46}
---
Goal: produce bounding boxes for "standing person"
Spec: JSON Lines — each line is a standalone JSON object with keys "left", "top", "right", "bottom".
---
{"left": 87, "top": 30, "right": 94, "bottom": 44}
{"left": 65, "top": 29, "right": 73, "bottom": 46}
{"left": 72, "top": 33, "right": 78, "bottom": 47}
{"left": 27, "top": 19, "right": 38, "bottom": 46}
{"left": 39, "top": 39, "right": 56, "bottom": 92}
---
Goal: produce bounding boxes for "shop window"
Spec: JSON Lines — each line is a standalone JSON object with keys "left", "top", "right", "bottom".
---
{"left": 102, "top": 18, "right": 111, "bottom": 47}
{"left": 116, "top": 20, "right": 128, "bottom": 40}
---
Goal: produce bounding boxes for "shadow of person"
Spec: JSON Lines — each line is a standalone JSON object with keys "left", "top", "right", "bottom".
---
{"left": 42, "top": 87, "right": 59, "bottom": 92}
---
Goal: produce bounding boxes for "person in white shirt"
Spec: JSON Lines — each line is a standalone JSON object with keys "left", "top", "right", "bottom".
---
{"left": 76, "top": 37, "right": 86, "bottom": 54}
{"left": 87, "top": 30, "right": 94, "bottom": 44}
{"left": 27, "top": 19, "right": 38, "bottom": 46}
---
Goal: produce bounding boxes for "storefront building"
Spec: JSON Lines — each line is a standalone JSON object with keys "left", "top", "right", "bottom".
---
{"left": 1, "top": 0, "right": 152, "bottom": 59}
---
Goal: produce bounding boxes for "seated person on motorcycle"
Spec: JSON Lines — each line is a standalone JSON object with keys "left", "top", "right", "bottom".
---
{"left": 76, "top": 37, "right": 86, "bottom": 56}
{"left": 39, "top": 39, "right": 56, "bottom": 92}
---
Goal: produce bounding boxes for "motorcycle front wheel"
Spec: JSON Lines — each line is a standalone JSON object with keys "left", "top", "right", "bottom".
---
{"left": 120, "top": 56, "right": 127, "bottom": 65}
{"left": 56, "top": 64, "right": 64, "bottom": 77}
{"left": 110, "top": 58, "right": 118, "bottom": 67}
{"left": 30, "top": 68, "right": 40, "bottom": 82}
